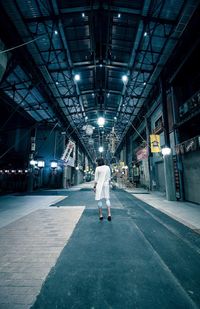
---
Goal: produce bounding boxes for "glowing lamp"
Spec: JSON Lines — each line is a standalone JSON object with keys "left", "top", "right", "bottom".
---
{"left": 161, "top": 147, "right": 171, "bottom": 156}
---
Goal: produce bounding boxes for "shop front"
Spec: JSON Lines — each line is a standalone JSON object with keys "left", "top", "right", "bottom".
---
{"left": 175, "top": 136, "right": 200, "bottom": 204}
{"left": 134, "top": 147, "right": 150, "bottom": 189}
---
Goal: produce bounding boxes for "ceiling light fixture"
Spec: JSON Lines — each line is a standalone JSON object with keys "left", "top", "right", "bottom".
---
{"left": 74, "top": 74, "right": 80, "bottom": 81}
{"left": 54, "top": 30, "right": 58, "bottom": 35}
{"left": 144, "top": 32, "right": 148, "bottom": 37}
{"left": 122, "top": 75, "right": 128, "bottom": 83}
{"left": 82, "top": 13, "right": 85, "bottom": 17}
{"left": 98, "top": 146, "right": 104, "bottom": 153}
{"left": 97, "top": 117, "right": 105, "bottom": 127}
{"left": 118, "top": 13, "right": 121, "bottom": 18}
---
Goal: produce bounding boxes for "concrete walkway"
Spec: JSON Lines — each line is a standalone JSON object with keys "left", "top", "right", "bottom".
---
{"left": 0, "top": 193, "right": 85, "bottom": 308}
{"left": 123, "top": 186, "right": 200, "bottom": 233}
{"left": 0, "top": 184, "right": 200, "bottom": 308}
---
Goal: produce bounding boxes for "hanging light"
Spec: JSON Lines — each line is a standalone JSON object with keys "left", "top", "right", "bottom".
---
{"left": 99, "top": 146, "right": 104, "bottom": 153}
{"left": 74, "top": 74, "right": 80, "bottom": 81}
{"left": 30, "top": 159, "right": 37, "bottom": 166}
{"left": 161, "top": 147, "right": 171, "bottom": 156}
{"left": 122, "top": 75, "right": 128, "bottom": 83}
{"left": 97, "top": 117, "right": 105, "bottom": 127}
{"left": 37, "top": 160, "right": 45, "bottom": 168}
{"left": 51, "top": 161, "right": 58, "bottom": 169}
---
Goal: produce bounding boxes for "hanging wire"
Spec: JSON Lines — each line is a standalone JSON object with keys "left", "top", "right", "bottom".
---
{"left": 0, "top": 124, "right": 38, "bottom": 160}
{"left": 33, "top": 122, "right": 59, "bottom": 157}
{"left": 130, "top": 122, "right": 151, "bottom": 149}
{"left": 0, "top": 89, "right": 33, "bottom": 131}
{"left": 0, "top": 34, "right": 47, "bottom": 55}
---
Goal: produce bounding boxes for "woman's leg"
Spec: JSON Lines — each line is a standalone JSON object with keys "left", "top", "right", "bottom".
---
{"left": 98, "top": 200, "right": 103, "bottom": 218}
{"left": 106, "top": 199, "right": 111, "bottom": 218}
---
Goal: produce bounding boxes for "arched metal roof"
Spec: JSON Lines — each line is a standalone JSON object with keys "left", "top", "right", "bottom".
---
{"left": 0, "top": 0, "right": 199, "bottom": 161}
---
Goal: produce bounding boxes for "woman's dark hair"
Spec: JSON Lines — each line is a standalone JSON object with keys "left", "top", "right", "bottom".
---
{"left": 96, "top": 158, "right": 105, "bottom": 166}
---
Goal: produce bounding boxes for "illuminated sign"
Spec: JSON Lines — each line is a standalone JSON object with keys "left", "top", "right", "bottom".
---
{"left": 150, "top": 134, "right": 161, "bottom": 153}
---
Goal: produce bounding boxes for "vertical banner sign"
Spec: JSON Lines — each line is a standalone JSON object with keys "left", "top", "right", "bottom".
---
{"left": 150, "top": 134, "right": 161, "bottom": 152}
{"left": 61, "top": 140, "right": 75, "bottom": 166}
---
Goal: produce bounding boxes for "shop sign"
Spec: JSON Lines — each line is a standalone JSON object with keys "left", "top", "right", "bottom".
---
{"left": 120, "top": 161, "right": 124, "bottom": 167}
{"left": 173, "top": 157, "right": 181, "bottom": 199}
{"left": 175, "top": 144, "right": 184, "bottom": 155}
{"left": 61, "top": 140, "right": 75, "bottom": 162}
{"left": 66, "top": 156, "right": 75, "bottom": 167}
{"left": 150, "top": 134, "right": 161, "bottom": 153}
{"left": 175, "top": 136, "right": 199, "bottom": 154}
{"left": 136, "top": 147, "right": 148, "bottom": 161}
{"left": 185, "top": 138, "right": 197, "bottom": 152}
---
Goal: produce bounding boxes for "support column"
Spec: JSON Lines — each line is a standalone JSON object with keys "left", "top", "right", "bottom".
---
{"left": 74, "top": 144, "right": 79, "bottom": 185}
{"left": 27, "top": 164, "right": 34, "bottom": 192}
{"left": 62, "top": 165, "right": 68, "bottom": 189}
{"left": 163, "top": 154, "right": 176, "bottom": 200}
{"left": 62, "top": 134, "right": 67, "bottom": 189}
{"left": 161, "top": 76, "right": 170, "bottom": 147}
{"left": 160, "top": 76, "right": 176, "bottom": 201}
{"left": 145, "top": 117, "right": 151, "bottom": 191}
{"left": 27, "top": 128, "right": 37, "bottom": 192}
{"left": 171, "top": 85, "right": 184, "bottom": 200}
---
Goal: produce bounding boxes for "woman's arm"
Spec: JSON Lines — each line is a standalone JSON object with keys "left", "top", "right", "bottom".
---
{"left": 94, "top": 168, "right": 98, "bottom": 191}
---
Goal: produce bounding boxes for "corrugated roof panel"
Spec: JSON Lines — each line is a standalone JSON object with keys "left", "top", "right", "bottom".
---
{"left": 27, "top": 110, "right": 43, "bottom": 121}
{"left": 19, "top": 0, "right": 51, "bottom": 17}
{"left": 65, "top": 25, "right": 90, "bottom": 39}
{"left": 111, "top": 0, "right": 144, "bottom": 11}
{"left": 160, "top": 0, "right": 185, "bottom": 20}
{"left": 57, "top": 0, "right": 91, "bottom": 9}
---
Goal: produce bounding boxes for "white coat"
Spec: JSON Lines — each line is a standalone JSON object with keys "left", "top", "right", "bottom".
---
{"left": 94, "top": 165, "right": 111, "bottom": 200}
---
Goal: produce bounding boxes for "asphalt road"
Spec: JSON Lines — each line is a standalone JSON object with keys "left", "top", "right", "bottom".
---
{"left": 31, "top": 188, "right": 200, "bottom": 309}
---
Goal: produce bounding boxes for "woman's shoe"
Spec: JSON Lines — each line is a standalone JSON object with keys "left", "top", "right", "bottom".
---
{"left": 107, "top": 216, "right": 111, "bottom": 221}
{"left": 99, "top": 216, "right": 103, "bottom": 221}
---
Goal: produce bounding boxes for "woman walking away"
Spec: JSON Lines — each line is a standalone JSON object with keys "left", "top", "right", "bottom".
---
{"left": 93, "top": 158, "right": 112, "bottom": 221}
